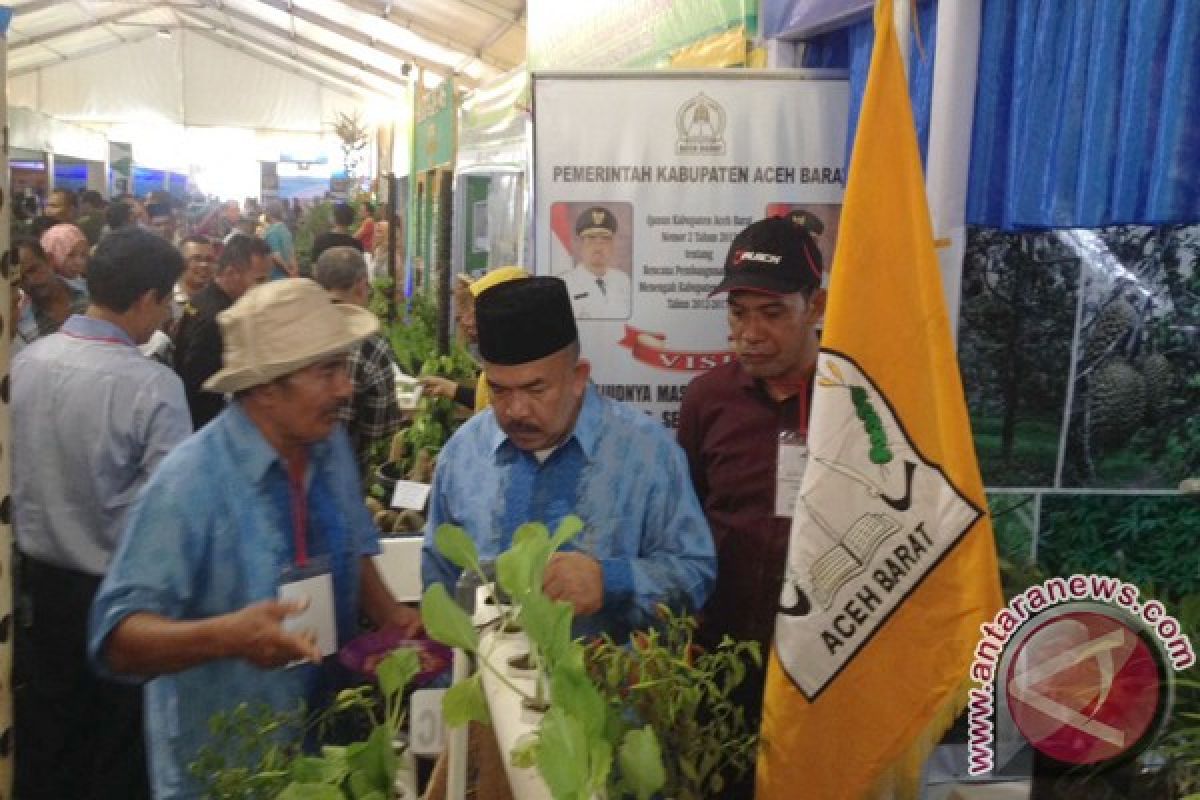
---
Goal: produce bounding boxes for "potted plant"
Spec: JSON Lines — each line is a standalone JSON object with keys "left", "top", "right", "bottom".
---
{"left": 190, "top": 648, "right": 422, "bottom": 799}
{"left": 420, "top": 518, "right": 760, "bottom": 800}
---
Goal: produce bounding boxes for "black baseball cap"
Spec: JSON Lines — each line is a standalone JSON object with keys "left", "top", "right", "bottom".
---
{"left": 710, "top": 215, "right": 824, "bottom": 297}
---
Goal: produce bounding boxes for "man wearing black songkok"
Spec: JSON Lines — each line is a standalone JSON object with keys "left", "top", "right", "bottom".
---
{"left": 421, "top": 276, "right": 716, "bottom": 642}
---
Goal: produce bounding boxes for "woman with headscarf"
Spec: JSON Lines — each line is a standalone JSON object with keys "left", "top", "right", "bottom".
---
{"left": 40, "top": 223, "right": 90, "bottom": 291}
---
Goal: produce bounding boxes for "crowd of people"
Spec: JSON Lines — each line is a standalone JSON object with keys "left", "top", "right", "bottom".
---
{"left": 8, "top": 185, "right": 416, "bottom": 799}
{"left": 8, "top": 190, "right": 827, "bottom": 799}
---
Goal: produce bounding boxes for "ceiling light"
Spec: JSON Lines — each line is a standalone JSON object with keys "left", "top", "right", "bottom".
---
{"left": 157, "top": 27, "right": 172, "bottom": 39}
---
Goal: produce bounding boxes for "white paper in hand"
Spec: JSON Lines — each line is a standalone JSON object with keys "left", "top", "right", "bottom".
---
{"left": 278, "top": 572, "right": 337, "bottom": 658}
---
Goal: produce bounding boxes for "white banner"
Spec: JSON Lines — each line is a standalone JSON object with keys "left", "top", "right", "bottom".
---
{"left": 533, "top": 72, "right": 848, "bottom": 427}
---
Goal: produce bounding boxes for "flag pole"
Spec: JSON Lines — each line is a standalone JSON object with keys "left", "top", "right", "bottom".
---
{"left": 925, "top": 0, "right": 983, "bottom": 336}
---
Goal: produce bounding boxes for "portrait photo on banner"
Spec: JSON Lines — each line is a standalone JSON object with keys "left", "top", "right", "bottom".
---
{"left": 550, "top": 200, "right": 634, "bottom": 321}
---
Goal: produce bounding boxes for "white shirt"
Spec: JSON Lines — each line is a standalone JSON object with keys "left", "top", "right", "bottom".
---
{"left": 560, "top": 263, "right": 631, "bottom": 319}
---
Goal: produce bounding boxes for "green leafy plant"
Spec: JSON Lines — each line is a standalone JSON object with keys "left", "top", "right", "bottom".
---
{"left": 363, "top": 287, "right": 477, "bottom": 495}
{"left": 420, "top": 519, "right": 761, "bottom": 800}
{"left": 585, "top": 607, "right": 761, "bottom": 799}
{"left": 421, "top": 518, "right": 663, "bottom": 800}
{"left": 1145, "top": 589, "right": 1200, "bottom": 798}
{"left": 294, "top": 202, "right": 334, "bottom": 275}
{"left": 189, "top": 648, "right": 420, "bottom": 800}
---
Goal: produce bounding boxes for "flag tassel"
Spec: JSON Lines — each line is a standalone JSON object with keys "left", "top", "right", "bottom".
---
{"left": 867, "top": 678, "right": 971, "bottom": 799}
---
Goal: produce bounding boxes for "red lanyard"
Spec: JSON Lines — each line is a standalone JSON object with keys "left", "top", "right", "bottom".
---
{"left": 287, "top": 456, "right": 309, "bottom": 568}
{"left": 766, "top": 376, "right": 811, "bottom": 436}
{"left": 62, "top": 331, "right": 131, "bottom": 346}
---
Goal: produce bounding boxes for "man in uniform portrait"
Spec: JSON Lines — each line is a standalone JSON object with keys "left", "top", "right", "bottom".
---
{"left": 559, "top": 205, "right": 631, "bottom": 319}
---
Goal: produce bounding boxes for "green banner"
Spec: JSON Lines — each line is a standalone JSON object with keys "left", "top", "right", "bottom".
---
{"left": 528, "top": 0, "right": 755, "bottom": 69}
{"left": 413, "top": 78, "right": 456, "bottom": 173}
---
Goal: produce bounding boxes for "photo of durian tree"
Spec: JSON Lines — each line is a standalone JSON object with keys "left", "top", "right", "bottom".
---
{"left": 958, "top": 229, "right": 1078, "bottom": 486}
{"left": 1060, "top": 224, "right": 1199, "bottom": 488}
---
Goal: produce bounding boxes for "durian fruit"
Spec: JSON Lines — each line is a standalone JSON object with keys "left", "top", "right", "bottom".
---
{"left": 1083, "top": 298, "right": 1136, "bottom": 365}
{"left": 1088, "top": 360, "right": 1146, "bottom": 446}
{"left": 1138, "top": 353, "right": 1173, "bottom": 421}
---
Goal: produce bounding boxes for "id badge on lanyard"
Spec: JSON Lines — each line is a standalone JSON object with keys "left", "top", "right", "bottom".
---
{"left": 775, "top": 430, "right": 809, "bottom": 518}
{"left": 277, "top": 462, "right": 336, "bottom": 659}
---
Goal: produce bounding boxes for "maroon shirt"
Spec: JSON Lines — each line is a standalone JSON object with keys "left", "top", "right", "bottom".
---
{"left": 677, "top": 360, "right": 811, "bottom": 651}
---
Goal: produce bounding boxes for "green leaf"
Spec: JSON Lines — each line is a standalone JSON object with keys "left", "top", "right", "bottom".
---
{"left": 588, "top": 737, "right": 613, "bottom": 794}
{"left": 345, "top": 767, "right": 378, "bottom": 800}
{"left": 550, "top": 515, "right": 584, "bottom": 550}
{"left": 377, "top": 648, "right": 420, "bottom": 708}
{"left": 618, "top": 726, "right": 666, "bottom": 800}
{"left": 497, "top": 523, "right": 551, "bottom": 600}
{"left": 288, "top": 756, "right": 347, "bottom": 786}
{"left": 276, "top": 783, "right": 344, "bottom": 800}
{"left": 534, "top": 707, "right": 592, "bottom": 799}
{"left": 510, "top": 733, "right": 539, "bottom": 769}
{"left": 420, "top": 583, "right": 479, "bottom": 652}
{"left": 434, "top": 524, "right": 480, "bottom": 573}
{"left": 335, "top": 727, "right": 394, "bottom": 799}
{"left": 550, "top": 662, "right": 607, "bottom": 741}
{"left": 444, "top": 673, "right": 491, "bottom": 727}
{"left": 519, "top": 592, "right": 573, "bottom": 668}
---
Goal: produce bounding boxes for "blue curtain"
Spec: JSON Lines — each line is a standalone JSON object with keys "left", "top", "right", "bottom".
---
{"left": 799, "top": 0, "right": 1199, "bottom": 230}
{"left": 969, "top": 0, "right": 1200, "bottom": 229}
{"left": 801, "top": 1, "right": 938, "bottom": 172}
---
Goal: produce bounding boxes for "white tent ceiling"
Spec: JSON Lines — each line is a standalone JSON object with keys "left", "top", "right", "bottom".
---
{"left": 5, "top": 0, "right": 525, "bottom": 115}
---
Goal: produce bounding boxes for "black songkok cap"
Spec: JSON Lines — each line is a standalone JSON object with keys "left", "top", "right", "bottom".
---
{"left": 476, "top": 276, "right": 579, "bottom": 365}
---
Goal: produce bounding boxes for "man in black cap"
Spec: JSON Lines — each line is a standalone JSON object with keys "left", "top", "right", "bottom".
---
{"left": 676, "top": 215, "right": 826, "bottom": 782}
{"left": 422, "top": 276, "right": 715, "bottom": 642}
{"left": 559, "top": 205, "right": 631, "bottom": 319}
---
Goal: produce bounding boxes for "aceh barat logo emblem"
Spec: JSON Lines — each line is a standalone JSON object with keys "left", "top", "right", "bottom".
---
{"left": 774, "top": 351, "right": 981, "bottom": 699}
{"left": 676, "top": 93, "right": 726, "bottom": 156}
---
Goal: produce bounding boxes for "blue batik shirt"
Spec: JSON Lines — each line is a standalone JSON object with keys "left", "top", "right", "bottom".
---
{"left": 422, "top": 384, "right": 716, "bottom": 642}
{"left": 89, "top": 404, "right": 382, "bottom": 800}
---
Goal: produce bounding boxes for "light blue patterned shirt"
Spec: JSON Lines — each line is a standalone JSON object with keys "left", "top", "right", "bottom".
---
{"left": 12, "top": 314, "right": 191, "bottom": 574}
{"left": 423, "top": 385, "right": 716, "bottom": 642}
{"left": 89, "top": 404, "right": 382, "bottom": 800}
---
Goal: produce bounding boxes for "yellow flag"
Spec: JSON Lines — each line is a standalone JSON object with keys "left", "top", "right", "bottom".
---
{"left": 756, "top": 1, "right": 1004, "bottom": 797}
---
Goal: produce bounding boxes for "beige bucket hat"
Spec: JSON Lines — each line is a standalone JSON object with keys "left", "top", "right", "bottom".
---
{"left": 204, "top": 278, "right": 379, "bottom": 394}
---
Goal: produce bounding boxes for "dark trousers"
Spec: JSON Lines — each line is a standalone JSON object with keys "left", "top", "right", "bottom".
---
{"left": 13, "top": 555, "right": 150, "bottom": 800}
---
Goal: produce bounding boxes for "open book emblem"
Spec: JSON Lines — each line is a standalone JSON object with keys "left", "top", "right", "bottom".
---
{"left": 775, "top": 351, "right": 982, "bottom": 700}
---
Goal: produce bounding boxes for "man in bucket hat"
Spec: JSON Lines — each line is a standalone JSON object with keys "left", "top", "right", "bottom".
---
{"left": 89, "top": 279, "right": 422, "bottom": 800}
